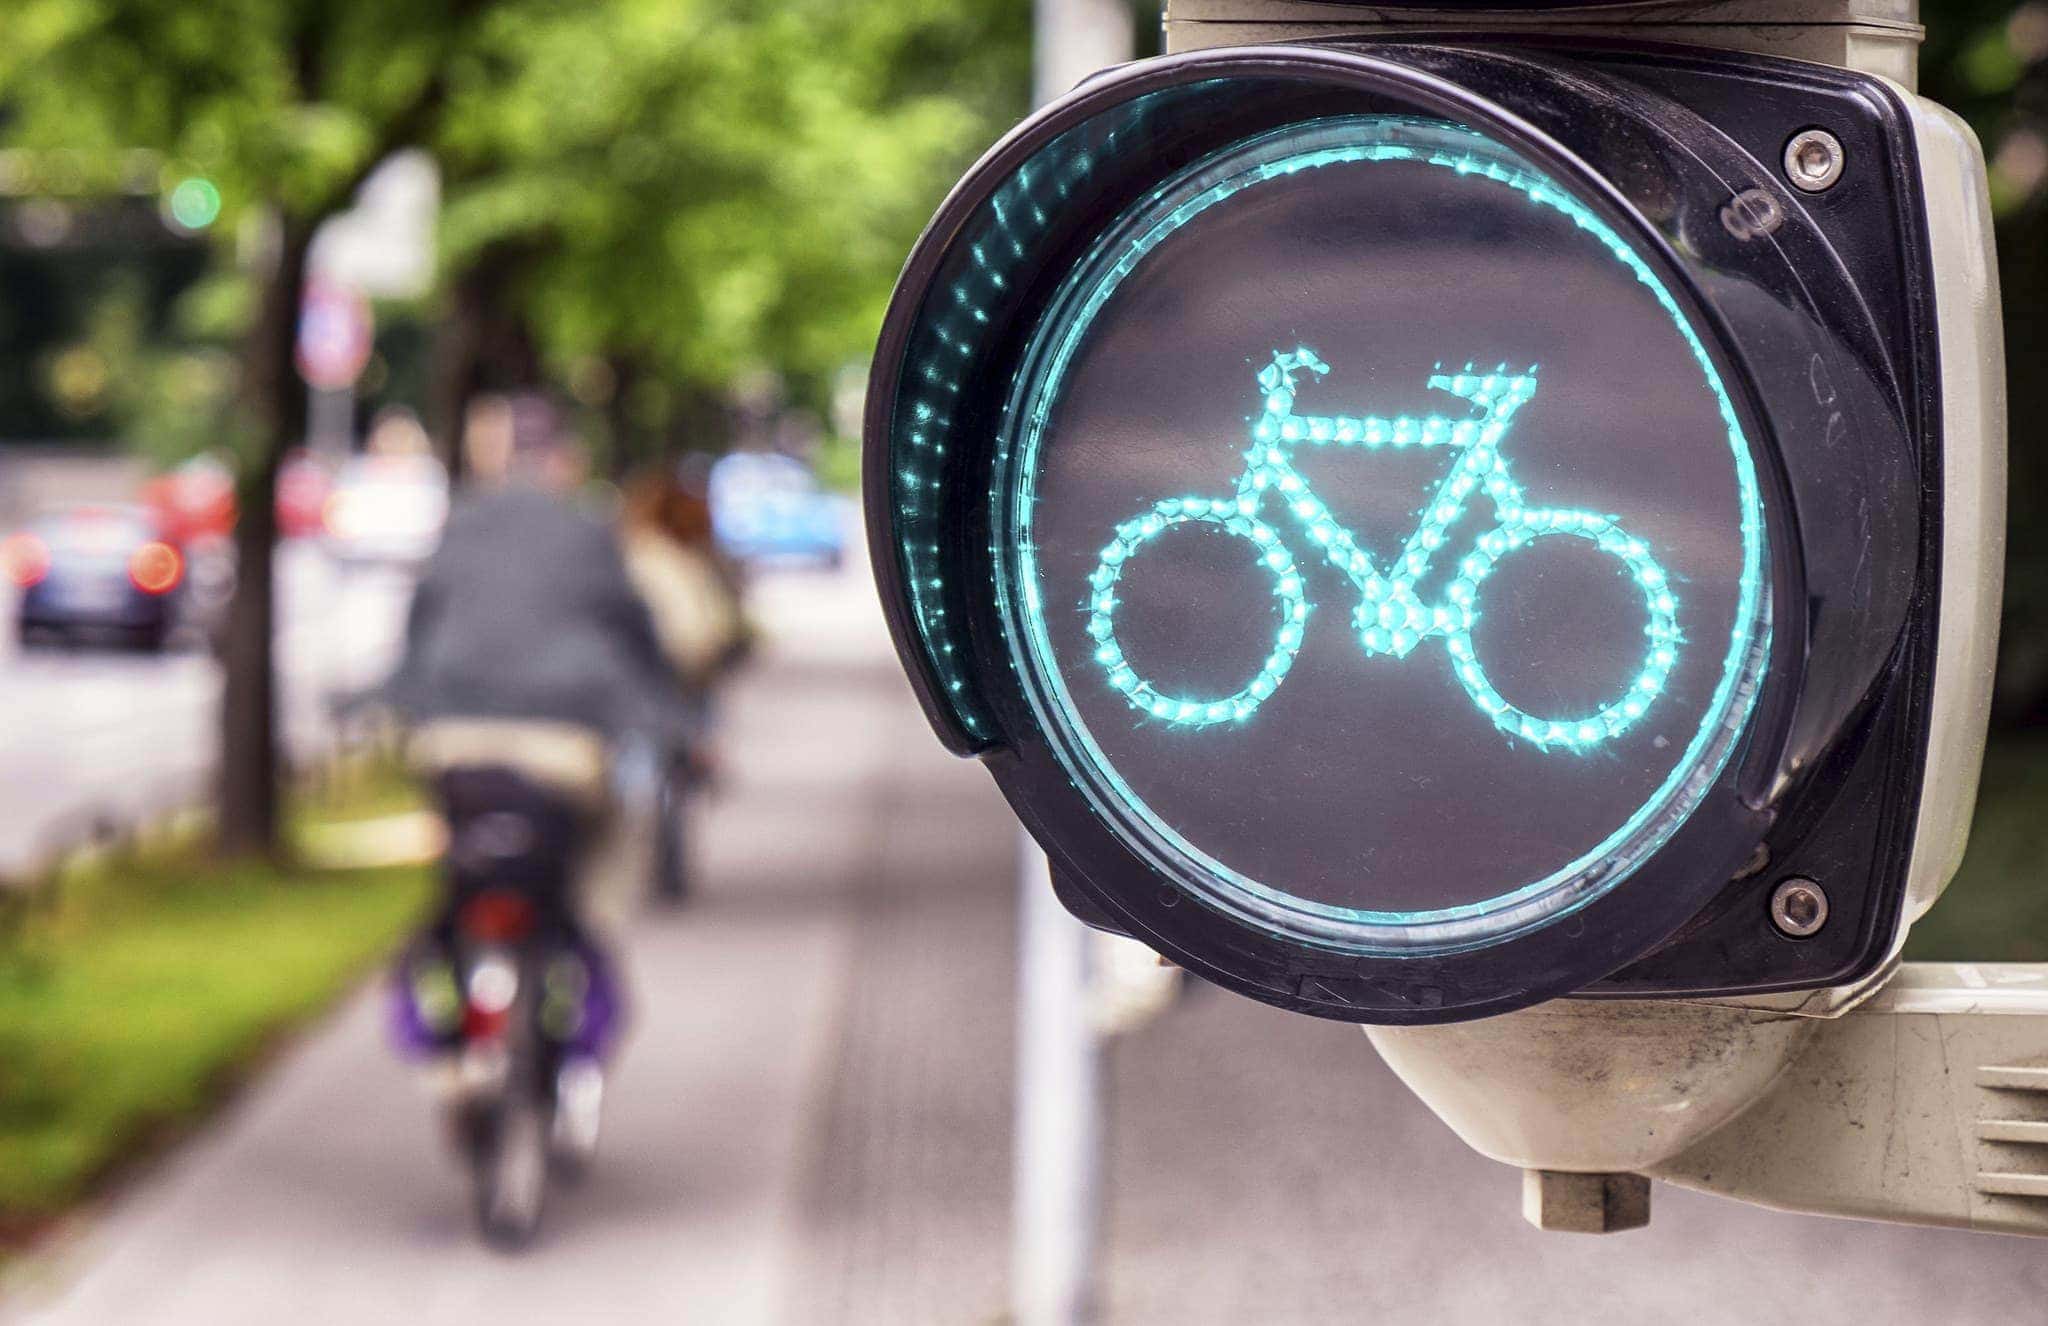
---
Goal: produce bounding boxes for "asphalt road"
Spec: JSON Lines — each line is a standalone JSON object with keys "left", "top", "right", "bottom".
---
{"left": 7, "top": 556, "right": 2048, "bottom": 1324}
{"left": 0, "top": 541, "right": 411, "bottom": 879}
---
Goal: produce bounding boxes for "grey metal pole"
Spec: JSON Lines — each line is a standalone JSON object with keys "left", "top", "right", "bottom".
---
{"left": 1013, "top": 15, "right": 1133, "bottom": 1326}
{"left": 1014, "top": 832, "right": 1104, "bottom": 1326}
{"left": 1034, "top": 0, "right": 1134, "bottom": 106}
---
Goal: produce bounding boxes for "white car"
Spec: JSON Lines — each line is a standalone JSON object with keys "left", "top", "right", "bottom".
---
{"left": 322, "top": 454, "right": 449, "bottom": 565}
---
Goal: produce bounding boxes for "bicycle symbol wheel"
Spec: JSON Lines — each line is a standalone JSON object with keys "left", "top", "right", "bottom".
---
{"left": 1440, "top": 510, "right": 1680, "bottom": 749}
{"left": 1087, "top": 498, "right": 1309, "bottom": 727}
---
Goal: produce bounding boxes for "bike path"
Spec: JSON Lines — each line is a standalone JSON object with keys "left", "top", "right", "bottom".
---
{"left": 0, "top": 564, "right": 930, "bottom": 1325}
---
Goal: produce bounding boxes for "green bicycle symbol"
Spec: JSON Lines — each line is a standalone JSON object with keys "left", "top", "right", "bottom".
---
{"left": 1085, "top": 349, "right": 1680, "bottom": 751}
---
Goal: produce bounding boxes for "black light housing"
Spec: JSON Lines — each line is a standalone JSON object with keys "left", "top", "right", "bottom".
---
{"left": 866, "top": 40, "right": 1946, "bottom": 1023}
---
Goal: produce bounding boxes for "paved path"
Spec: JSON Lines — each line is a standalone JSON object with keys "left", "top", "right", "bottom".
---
{"left": 9, "top": 556, "right": 2048, "bottom": 1324}
{"left": 0, "top": 561, "right": 984, "bottom": 1325}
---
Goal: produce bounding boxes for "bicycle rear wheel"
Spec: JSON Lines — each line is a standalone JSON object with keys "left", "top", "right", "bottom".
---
{"left": 1445, "top": 511, "right": 1678, "bottom": 751}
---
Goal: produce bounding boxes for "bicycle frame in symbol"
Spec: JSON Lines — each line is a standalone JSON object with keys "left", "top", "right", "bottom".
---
{"left": 1085, "top": 349, "right": 1680, "bottom": 751}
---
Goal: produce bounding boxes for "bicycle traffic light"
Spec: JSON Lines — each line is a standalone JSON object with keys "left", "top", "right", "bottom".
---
{"left": 864, "top": 23, "right": 2001, "bottom": 1025}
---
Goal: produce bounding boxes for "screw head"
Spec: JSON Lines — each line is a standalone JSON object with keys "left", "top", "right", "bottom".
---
{"left": 1720, "top": 188, "right": 1784, "bottom": 241}
{"left": 1770, "top": 877, "right": 1828, "bottom": 938}
{"left": 1784, "top": 129, "right": 1845, "bottom": 193}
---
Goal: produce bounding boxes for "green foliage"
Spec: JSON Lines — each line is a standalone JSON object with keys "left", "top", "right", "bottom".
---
{"left": 813, "top": 432, "right": 863, "bottom": 493}
{"left": 0, "top": 797, "right": 430, "bottom": 1232}
{"left": 437, "top": 0, "right": 1029, "bottom": 423}
{"left": 0, "top": 0, "right": 519, "bottom": 488}
{"left": 71, "top": 276, "right": 251, "bottom": 467}
{"left": 1908, "top": 731, "right": 2048, "bottom": 961}
{"left": 0, "top": 0, "right": 511, "bottom": 225}
{"left": 0, "top": 0, "right": 1029, "bottom": 457}
{"left": 0, "top": 201, "right": 218, "bottom": 446}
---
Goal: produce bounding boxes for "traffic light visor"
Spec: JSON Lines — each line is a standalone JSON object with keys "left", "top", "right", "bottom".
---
{"left": 868, "top": 42, "right": 1973, "bottom": 1018}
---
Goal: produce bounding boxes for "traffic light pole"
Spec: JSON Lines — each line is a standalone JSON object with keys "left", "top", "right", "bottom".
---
{"left": 1015, "top": 16, "right": 1131, "bottom": 1324}
{"left": 1014, "top": 831, "right": 1106, "bottom": 1324}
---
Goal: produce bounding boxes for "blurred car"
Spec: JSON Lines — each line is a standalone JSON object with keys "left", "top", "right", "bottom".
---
{"left": 322, "top": 453, "right": 450, "bottom": 565}
{"left": 708, "top": 452, "right": 851, "bottom": 567}
{"left": 140, "top": 454, "right": 235, "bottom": 546}
{"left": 140, "top": 450, "right": 331, "bottom": 545}
{"left": 276, "top": 452, "right": 335, "bottom": 540}
{"left": 5, "top": 505, "right": 188, "bottom": 651}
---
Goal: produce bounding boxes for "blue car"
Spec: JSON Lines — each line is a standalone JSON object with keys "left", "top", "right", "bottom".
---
{"left": 7, "top": 505, "right": 187, "bottom": 651}
{"left": 709, "top": 453, "right": 851, "bottom": 567}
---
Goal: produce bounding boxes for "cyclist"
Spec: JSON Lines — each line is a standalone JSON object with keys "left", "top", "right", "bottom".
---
{"left": 380, "top": 427, "right": 698, "bottom": 1059}
{"left": 618, "top": 465, "right": 751, "bottom": 741}
{"left": 615, "top": 465, "right": 753, "bottom": 901}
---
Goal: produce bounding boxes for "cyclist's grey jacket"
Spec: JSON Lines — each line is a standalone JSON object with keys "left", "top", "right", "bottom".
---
{"left": 381, "top": 485, "right": 695, "bottom": 748}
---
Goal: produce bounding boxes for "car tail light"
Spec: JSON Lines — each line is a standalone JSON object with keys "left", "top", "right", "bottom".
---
{"left": 128, "top": 540, "right": 183, "bottom": 595}
{"left": 3, "top": 534, "right": 49, "bottom": 588}
{"left": 458, "top": 890, "right": 537, "bottom": 944}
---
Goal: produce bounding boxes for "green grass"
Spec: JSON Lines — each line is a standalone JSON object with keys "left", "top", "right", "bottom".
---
{"left": 0, "top": 791, "right": 430, "bottom": 1239}
{"left": 1905, "top": 730, "right": 2048, "bottom": 962}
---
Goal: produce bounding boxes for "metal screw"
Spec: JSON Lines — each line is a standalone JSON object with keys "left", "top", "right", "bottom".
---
{"left": 1720, "top": 188, "right": 1784, "bottom": 241}
{"left": 1784, "top": 129, "right": 1845, "bottom": 193}
{"left": 1770, "top": 877, "right": 1828, "bottom": 937}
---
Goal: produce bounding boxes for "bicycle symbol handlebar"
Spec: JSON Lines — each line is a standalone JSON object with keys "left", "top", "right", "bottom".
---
{"left": 1084, "top": 349, "right": 1679, "bottom": 752}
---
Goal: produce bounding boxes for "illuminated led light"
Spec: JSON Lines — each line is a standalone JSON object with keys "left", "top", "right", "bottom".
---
{"left": 990, "top": 111, "right": 1771, "bottom": 950}
{"left": 1085, "top": 350, "right": 1678, "bottom": 748}
{"left": 889, "top": 119, "right": 1121, "bottom": 740}
{"left": 128, "top": 540, "right": 184, "bottom": 596}
{"left": 167, "top": 176, "right": 221, "bottom": 230}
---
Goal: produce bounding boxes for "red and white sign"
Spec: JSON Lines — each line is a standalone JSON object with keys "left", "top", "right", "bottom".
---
{"left": 296, "top": 279, "right": 373, "bottom": 391}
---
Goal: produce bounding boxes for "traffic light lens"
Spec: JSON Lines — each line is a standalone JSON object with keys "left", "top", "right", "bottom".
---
{"left": 994, "top": 115, "right": 1769, "bottom": 953}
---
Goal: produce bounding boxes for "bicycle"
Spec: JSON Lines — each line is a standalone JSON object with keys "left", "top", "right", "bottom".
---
{"left": 1085, "top": 348, "right": 1680, "bottom": 751}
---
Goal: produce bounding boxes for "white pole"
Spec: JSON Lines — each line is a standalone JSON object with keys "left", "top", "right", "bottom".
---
{"left": 1015, "top": 12, "right": 1133, "bottom": 1324}
{"left": 308, "top": 384, "right": 355, "bottom": 458}
{"left": 1033, "top": 0, "right": 1134, "bottom": 106}
{"left": 1014, "top": 832, "right": 1104, "bottom": 1326}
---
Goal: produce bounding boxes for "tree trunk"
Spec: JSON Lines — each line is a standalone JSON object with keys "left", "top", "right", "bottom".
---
{"left": 423, "top": 286, "right": 475, "bottom": 485}
{"left": 604, "top": 354, "right": 644, "bottom": 481}
{"left": 668, "top": 383, "right": 729, "bottom": 463}
{"left": 427, "top": 264, "right": 488, "bottom": 487}
{"left": 216, "top": 216, "right": 314, "bottom": 861}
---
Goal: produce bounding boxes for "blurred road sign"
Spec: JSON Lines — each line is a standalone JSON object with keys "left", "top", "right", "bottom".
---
{"left": 296, "top": 279, "right": 373, "bottom": 392}
{"left": 310, "top": 150, "right": 438, "bottom": 298}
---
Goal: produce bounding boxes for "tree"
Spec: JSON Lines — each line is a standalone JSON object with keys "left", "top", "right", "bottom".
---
{"left": 1, "top": 0, "right": 1032, "bottom": 858}
{"left": 0, "top": 0, "right": 506, "bottom": 857}
{"left": 434, "top": 0, "right": 1031, "bottom": 463}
